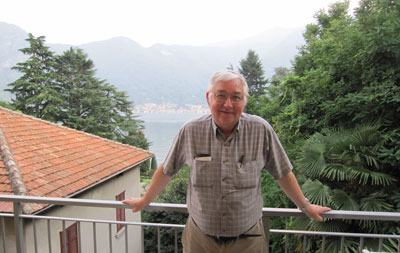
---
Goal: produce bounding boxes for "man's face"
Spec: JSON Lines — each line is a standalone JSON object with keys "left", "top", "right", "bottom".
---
{"left": 206, "top": 78, "right": 247, "bottom": 136}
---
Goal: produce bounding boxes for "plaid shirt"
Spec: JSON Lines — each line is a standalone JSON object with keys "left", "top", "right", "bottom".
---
{"left": 163, "top": 113, "right": 292, "bottom": 237}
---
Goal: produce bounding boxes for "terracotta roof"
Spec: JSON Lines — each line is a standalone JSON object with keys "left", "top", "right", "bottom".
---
{"left": 0, "top": 106, "right": 153, "bottom": 214}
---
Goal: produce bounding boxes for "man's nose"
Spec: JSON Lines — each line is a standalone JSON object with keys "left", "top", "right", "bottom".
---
{"left": 223, "top": 96, "right": 233, "bottom": 107}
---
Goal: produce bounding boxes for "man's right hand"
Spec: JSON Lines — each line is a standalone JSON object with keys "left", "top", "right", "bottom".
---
{"left": 123, "top": 164, "right": 172, "bottom": 213}
{"left": 123, "top": 198, "right": 147, "bottom": 212}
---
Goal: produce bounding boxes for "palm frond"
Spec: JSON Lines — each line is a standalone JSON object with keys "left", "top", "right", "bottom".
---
{"left": 320, "top": 163, "right": 352, "bottom": 181}
{"left": 299, "top": 133, "right": 326, "bottom": 178}
{"left": 308, "top": 219, "right": 348, "bottom": 233}
{"left": 331, "top": 189, "right": 360, "bottom": 210}
{"left": 360, "top": 191, "right": 393, "bottom": 212}
{"left": 322, "top": 237, "right": 359, "bottom": 253}
{"left": 390, "top": 191, "right": 400, "bottom": 211}
{"left": 347, "top": 166, "right": 395, "bottom": 186}
{"left": 384, "top": 228, "right": 400, "bottom": 253}
{"left": 302, "top": 179, "right": 331, "bottom": 206}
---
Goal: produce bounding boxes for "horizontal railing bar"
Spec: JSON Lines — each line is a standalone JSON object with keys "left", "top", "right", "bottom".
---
{"left": 262, "top": 208, "right": 400, "bottom": 221}
{"left": 1, "top": 195, "right": 400, "bottom": 221}
{"left": 270, "top": 229, "right": 400, "bottom": 239}
{"left": 0, "top": 194, "right": 127, "bottom": 209}
{"left": 2, "top": 211, "right": 397, "bottom": 240}
{"left": 8, "top": 213, "right": 185, "bottom": 229}
{"left": 144, "top": 202, "right": 188, "bottom": 213}
{"left": 0, "top": 213, "right": 13, "bottom": 217}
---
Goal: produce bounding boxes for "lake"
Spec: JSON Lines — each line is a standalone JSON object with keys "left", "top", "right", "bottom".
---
{"left": 139, "top": 112, "right": 207, "bottom": 164}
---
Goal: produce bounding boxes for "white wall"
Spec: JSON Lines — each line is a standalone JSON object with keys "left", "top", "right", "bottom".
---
{"left": 2, "top": 165, "right": 143, "bottom": 253}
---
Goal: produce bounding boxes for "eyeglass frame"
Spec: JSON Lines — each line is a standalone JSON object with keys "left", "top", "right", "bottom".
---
{"left": 211, "top": 92, "right": 246, "bottom": 104}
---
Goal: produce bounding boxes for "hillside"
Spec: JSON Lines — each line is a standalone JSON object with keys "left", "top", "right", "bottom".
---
{"left": 0, "top": 22, "right": 304, "bottom": 108}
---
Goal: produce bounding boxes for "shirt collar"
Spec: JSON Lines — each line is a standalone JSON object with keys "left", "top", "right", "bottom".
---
{"left": 210, "top": 114, "right": 242, "bottom": 138}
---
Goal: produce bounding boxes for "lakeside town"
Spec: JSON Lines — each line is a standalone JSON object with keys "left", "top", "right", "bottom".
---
{"left": 133, "top": 103, "right": 209, "bottom": 114}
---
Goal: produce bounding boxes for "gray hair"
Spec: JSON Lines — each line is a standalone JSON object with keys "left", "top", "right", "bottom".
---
{"left": 207, "top": 69, "right": 249, "bottom": 97}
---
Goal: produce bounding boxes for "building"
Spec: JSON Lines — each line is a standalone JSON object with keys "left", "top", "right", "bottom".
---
{"left": 0, "top": 106, "right": 153, "bottom": 252}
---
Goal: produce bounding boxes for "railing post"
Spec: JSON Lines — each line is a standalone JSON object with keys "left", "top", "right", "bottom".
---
{"left": 141, "top": 226, "right": 144, "bottom": 253}
{"left": 157, "top": 227, "right": 161, "bottom": 253}
{"left": 62, "top": 220, "right": 67, "bottom": 253}
{"left": 1, "top": 217, "right": 7, "bottom": 253}
{"left": 359, "top": 237, "right": 364, "bottom": 253}
{"left": 13, "top": 201, "right": 25, "bottom": 253}
{"left": 174, "top": 228, "right": 178, "bottom": 253}
{"left": 262, "top": 216, "right": 270, "bottom": 253}
{"left": 303, "top": 235, "right": 307, "bottom": 253}
{"left": 322, "top": 236, "right": 326, "bottom": 253}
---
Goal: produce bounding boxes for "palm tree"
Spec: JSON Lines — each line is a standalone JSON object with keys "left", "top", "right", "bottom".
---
{"left": 293, "top": 123, "right": 397, "bottom": 252}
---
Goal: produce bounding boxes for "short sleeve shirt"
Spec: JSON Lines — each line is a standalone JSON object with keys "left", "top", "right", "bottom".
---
{"left": 163, "top": 113, "right": 292, "bottom": 237}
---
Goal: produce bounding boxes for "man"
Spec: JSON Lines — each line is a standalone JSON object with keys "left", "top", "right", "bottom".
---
{"left": 124, "top": 69, "right": 331, "bottom": 252}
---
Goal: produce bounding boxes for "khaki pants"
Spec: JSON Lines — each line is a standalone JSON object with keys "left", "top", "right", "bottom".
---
{"left": 182, "top": 217, "right": 267, "bottom": 253}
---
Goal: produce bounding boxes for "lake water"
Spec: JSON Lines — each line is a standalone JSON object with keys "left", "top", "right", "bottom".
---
{"left": 139, "top": 112, "right": 207, "bottom": 164}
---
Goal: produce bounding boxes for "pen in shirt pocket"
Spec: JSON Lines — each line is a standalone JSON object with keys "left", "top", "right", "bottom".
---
{"left": 194, "top": 154, "right": 212, "bottom": 161}
{"left": 239, "top": 155, "right": 244, "bottom": 166}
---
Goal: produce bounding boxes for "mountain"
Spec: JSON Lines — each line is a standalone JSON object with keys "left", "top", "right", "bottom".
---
{"left": 0, "top": 23, "right": 29, "bottom": 100}
{"left": 0, "top": 22, "right": 305, "bottom": 107}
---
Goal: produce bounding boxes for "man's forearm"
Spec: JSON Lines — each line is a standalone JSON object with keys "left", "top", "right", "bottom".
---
{"left": 276, "top": 172, "right": 308, "bottom": 209}
{"left": 142, "top": 164, "right": 172, "bottom": 205}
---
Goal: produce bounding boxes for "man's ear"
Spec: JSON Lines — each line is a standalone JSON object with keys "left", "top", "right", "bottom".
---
{"left": 244, "top": 95, "right": 249, "bottom": 105}
{"left": 206, "top": 92, "right": 211, "bottom": 106}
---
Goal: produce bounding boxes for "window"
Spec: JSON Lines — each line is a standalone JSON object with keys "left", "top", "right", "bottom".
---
{"left": 115, "top": 191, "right": 126, "bottom": 232}
{"left": 60, "top": 222, "right": 79, "bottom": 253}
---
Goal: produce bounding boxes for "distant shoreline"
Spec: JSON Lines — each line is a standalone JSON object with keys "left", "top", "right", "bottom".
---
{"left": 133, "top": 103, "right": 209, "bottom": 114}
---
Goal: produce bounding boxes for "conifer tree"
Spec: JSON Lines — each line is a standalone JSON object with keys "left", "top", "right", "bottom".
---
{"left": 55, "top": 47, "right": 148, "bottom": 149}
{"left": 238, "top": 50, "right": 268, "bottom": 97}
{"left": 6, "top": 33, "right": 62, "bottom": 120}
{"left": 7, "top": 36, "right": 148, "bottom": 151}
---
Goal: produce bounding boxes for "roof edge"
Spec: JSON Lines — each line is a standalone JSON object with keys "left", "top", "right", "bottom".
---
{"left": 0, "top": 127, "right": 33, "bottom": 214}
{"left": 33, "top": 155, "right": 153, "bottom": 215}
{"left": 0, "top": 106, "right": 152, "bottom": 155}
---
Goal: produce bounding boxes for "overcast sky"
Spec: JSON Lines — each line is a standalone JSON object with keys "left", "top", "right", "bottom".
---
{"left": 1, "top": 0, "right": 359, "bottom": 47}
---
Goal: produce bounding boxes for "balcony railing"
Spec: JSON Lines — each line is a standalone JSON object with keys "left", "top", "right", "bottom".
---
{"left": 1, "top": 194, "right": 399, "bottom": 253}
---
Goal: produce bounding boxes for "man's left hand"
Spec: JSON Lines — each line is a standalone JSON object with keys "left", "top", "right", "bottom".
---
{"left": 304, "top": 204, "right": 331, "bottom": 222}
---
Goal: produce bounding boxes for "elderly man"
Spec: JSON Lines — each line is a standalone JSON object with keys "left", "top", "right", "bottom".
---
{"left": 124, "top": 69, "right": 331, "bottom": 252}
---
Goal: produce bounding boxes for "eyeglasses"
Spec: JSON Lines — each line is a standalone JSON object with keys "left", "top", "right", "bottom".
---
{"left": 212, "top": 92, "right": 244, "bottom": 104}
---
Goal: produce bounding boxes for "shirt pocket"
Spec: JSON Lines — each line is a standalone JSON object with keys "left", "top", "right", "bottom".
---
{"left": 190, "top": 160, "right": 215, "bottom": 188}
{"left": 234, "top": 160, "right": 260, "bottom": 189}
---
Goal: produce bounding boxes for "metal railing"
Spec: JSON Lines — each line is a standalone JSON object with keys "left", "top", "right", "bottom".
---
{"left": 1, "top": 194, "right": 400, "bottom": 253}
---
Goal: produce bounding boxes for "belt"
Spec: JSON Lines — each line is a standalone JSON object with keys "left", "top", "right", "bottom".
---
{"left": 207, "top": 234, "right": 262, "bottom": 244}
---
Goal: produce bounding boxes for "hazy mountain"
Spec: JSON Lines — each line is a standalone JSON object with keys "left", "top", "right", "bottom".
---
{"left": 0, "top": 22, "right": 305, "bottom": 107}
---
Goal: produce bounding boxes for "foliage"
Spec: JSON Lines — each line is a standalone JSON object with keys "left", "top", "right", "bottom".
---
{"left": 0, "top": 101, "right": 15, "bottom": 110}
{"left": 261, "top": 170, "right": 293, "bottom": 251}
{"left": 242, "top": 0, "right": 400, "bottom": 251}
{"left": 239, "top": 50, "right": 268, "bottom": 98}
{"left": 142, "top": 167, "right": 189, "bottom": 253}
{"left": 6, "top": 33, "right": 62, "bottom": 120}
{"left": 6, "top": 34, "right": 149, "bottom": 160}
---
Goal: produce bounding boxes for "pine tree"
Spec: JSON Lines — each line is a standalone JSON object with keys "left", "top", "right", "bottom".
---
{"left": 55, "top": 47, "right": 148, "bottom": 149}
{"left": 6, "top": 33, "right": 62, "bottom": 120}
{"left": 238, "top": 50, "right": 268, "bottom": 97}
{"left": 7, "top": 36, "right": 149, "bottom": 152}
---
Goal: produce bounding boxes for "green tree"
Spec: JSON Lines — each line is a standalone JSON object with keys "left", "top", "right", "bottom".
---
{"left": 142, "top": 167, "right": 189, "bottom": 253}
{"left": 7, "top": 36, "right": 149, "bottom": 153}
{"left": 55, "top": 47, "right": 148, "bottom": 150}
{"left": 296, "top": 124, "right": 398, "bottom": 252}
{"left": 6, "top": 34, "right": 63, "bottom": 120}
{"left": 239, "top": 50, "right": 268, "bottom": 98}
{"left": 265, "top": 0, "right": 400, "bottom": 251}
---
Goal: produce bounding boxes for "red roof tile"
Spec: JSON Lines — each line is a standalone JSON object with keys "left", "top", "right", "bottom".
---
{"left": 0, "top": 106, "right": 153, "bottom": 213}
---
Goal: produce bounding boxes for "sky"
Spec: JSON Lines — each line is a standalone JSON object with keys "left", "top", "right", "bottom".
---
{"left": 1, "top": 0, "right": 359, "bottom": 48}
